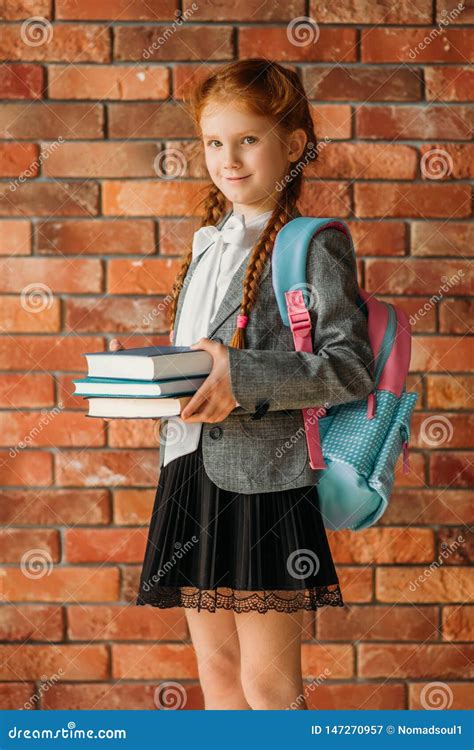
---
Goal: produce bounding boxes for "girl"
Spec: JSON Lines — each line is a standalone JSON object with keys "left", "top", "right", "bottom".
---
{"left": 108, "top": 59, "right": 374, "bottom": 710}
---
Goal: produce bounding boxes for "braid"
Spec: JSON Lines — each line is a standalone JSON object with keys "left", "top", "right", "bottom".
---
{"left": 229, "top": 180, "right": 300, "bottom": 350}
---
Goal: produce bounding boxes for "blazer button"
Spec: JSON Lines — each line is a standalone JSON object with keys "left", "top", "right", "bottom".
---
{"left": 209, "top": 426, "right": 223, "bottom": 440}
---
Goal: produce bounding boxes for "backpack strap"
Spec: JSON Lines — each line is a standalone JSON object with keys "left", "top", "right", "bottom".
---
{"left": 272, "top": 218, "right": 352, "bottom": 471}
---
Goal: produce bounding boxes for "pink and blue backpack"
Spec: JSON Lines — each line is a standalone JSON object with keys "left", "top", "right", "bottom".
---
{"left": 272, "top": 218, "right": 418, "bottom": 531}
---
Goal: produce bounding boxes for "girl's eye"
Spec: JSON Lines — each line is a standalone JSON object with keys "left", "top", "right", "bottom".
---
{"left": 208, "top": 140, "right": 221, "bottom": 148}
{"left": 243, "top": 136, "right": 256, "bottom": 144}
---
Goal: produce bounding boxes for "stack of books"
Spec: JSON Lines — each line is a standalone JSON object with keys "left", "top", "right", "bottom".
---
{"left": 74, "top": 345, "right": 213, "bottom": 419}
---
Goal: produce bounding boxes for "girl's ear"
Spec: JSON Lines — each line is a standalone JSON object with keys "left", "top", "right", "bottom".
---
{"left": 287, "top": 128, "right": 307, "bottom": 163}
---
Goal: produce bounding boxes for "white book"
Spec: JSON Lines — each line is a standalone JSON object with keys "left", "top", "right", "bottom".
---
{"left": 84, "top": 345, "right": 213, "bottom": 381}
{"left": 86, "top": 395, "right": 193, "bottom": 419}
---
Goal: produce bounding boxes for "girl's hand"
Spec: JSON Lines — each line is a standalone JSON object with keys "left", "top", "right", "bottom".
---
{"left": 180, "top": 338, "right": 238, "bottom": 423}
{"left": 103, "top": 339, "right": 124, "bottom": 423}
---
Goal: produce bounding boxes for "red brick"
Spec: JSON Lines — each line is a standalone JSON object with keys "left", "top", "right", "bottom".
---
{"left": 299, "top": 181, "right": 351, "bottom": 218}
{"left": 362, "top": 28, "right": 474, "bottom": 63}
{"left": 56, "top": 0, "right": 177, "bottom": 19}
{"left": 239, "top": 26, "right": 357, "bottom": 61}
{"left": 108, "top": 419, "right": 157, "bottom": 448}
{"left": 1, "top": 567, "right": 119, "bottom": 602}
{"left": 0, "top": 295, "right": 60, "bottom": 333}
{"left": 0, "top": 645, "right": 109, "bottom": 680}
{"left": 332, "top": 527, "right": 434, "bottom": 564}
{"left": 317, "top": 604, "right": 439, "bottom": 641}
{"left": 65, "top": 528, "right": 146, "bottom": 562}
{"left": 443, "top": 606, "right": 474, "bottom": 641}
{"left": 382, "top": 296, "right": 436, "bottom": 331}
{"left": 357, "top": 105, "right": 473, "bottom": 140}
{"left": 0, "top": 64, "right": 44, "bottom": 99}
{"left": 420, "top": 143, "right": 474, "bottom": 179}
{"left": 349, "top": 222, "right": 407, "bottom": 257}
{"left": 0, "top": 143, "right": 39, "bottom": 177}
{"left": 0, "top": 24, "right": 110, "bottom": 62}
{"left": 113, "top": 489, "right": 155, "bottom": 525}
{"left": 439, "top": 299, "right": 474, "bottom": 333}
{"left": 430, "top": 452, "right": 474, "bottom": 487}
{"left": 42, "top": 681, "right": 193, "bottom": 710}
{"left": 366, "top": 259, "right": 472, "bottom": 295}
{"left": 359, "top": 643, "right": 473, "bottom": 678}
{"left": 108, "top": 103, "right": 193, "bottom": 138}
{"left": 436, "top": 0, "right": 474, "bottom": 23}
{"left": 67, "top": 604, "right": 187, "bottom": 641}
{"left": 425, "top": 66, "right": 474, "bottom": 101}
{"left": 438, "top": 526, "right": 472, "bottom": 565}
{"left": 0, "top": 411, "right": 105, "bottom": 448}
{"left": 55, "top": 449, "right": 158, "bottom": 487}
{"left": 65, "top": 297, "right": 167, "bottom": 334}
{"left": 36, "top": 219, "right": 155, "bottom": 255}
{"left": 411, "top": 221, "right": 474, "bottom": 256}
{"left": 376, "top": 566, "right": 471, "bottom": 602}
{"left": 183, "top": 0, "right": 304, "bottom": 20}
{"left": 112, "top": 643, "right": 198, "bottom": 679}
{"left": 0, "top": 219, "right": 31, "bottom": 255}
{"left": 42, "top": 142, "right": 161, "bottom": 178}
{"left": 107, "top": 257, "right": 180, "bottom": 293}
{"left": 0, "top": 258, "right": 102, "bottom": 292}
{"left": 0, "top": 182, "right": 99, "bottom": 216}
{"left": 426, "top": 375, "right": 473, "bottom": 409}
{"left": 0, "top": 605, "right": 63, "bottom": 641}
{"left": 159, "top": 216, "right": 197, "bottom": 256}
{"left": 310, "top": 0, "right": 432, "bottom": 23}
{"left": 302, "top": 644, "right": 353, "bottom": 679}
{"left": 0, "top": 373, "right": 54, "bottom": 408}
{"left": 0, "top": 682, "right": 37, "bottom": 709}
{"left": 412, "top": 413, "right": 474, "bottom": 450}
{"left": 48, "top": 64, "right": 169, "bottom": 100}
{"left": 311, "top": 104, "right": 352, "bottom": 140}
{"left": 103, "top": 180, "right": 205, "bottom": 217}
{"left": 310, "top": 683, "right": 405, "bottom": 711}
{"left": 302, "top": 66, "right": 421, "bottom": 101}
{"left": 381, "top": 489, "right": 474, "bottom": 525}
{"left": 307, "top": 143, "right": 417, "bottom": 180}
{"left": 411, "top": 337, "right": 472, "bottom": 373}
{"left": 355, "top": 183, "right": 470, "bottom": 218}
{"left": 0, "top": 489, "right": 110, "bottom": 525}
{"left": 114, "top": 25, "right": 232, "bottom": 62}
{"left": 0, "top": 335, "right": 104, "bottom": 372}
{"left": 410, "top": 682, "right": 473, "bottom": 710}
{"left": 0, "top": 450, "right": 52, "bottom": 486}
{"left": 0, "top": 0, "right": 52, "bottom": 18}
{"left": 0, "top": 103, "right": 103, "bottom": 139}
{"left": 336, "top": 567, "right": 374, "bottom": 603}
{"left": 0, "top": 529, "right": 60, "bottom": 563}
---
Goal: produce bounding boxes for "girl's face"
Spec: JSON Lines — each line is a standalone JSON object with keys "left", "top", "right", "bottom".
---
{"left": 200, "top": 102, "right": 306, "bottom": 222}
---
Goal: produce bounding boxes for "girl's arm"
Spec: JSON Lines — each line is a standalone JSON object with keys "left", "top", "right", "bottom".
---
{"left": 228, "top": 228, "right": 375, "bottom": 414}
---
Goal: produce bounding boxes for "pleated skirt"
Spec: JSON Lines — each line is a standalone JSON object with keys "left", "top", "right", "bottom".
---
{"left": 136, "top": 429, "right": 344, "bottom": 614}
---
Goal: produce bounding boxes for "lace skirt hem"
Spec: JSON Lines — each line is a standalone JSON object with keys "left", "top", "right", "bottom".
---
{"left": 136, "top": 583, "right": 344, "bottom": 614}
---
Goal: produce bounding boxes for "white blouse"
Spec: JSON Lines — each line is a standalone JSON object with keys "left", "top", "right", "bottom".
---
{"left": 162, "top": 207, "right": 273, "bottom": 468}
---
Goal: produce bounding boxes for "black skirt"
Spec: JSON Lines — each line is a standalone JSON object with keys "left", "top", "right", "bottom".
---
{"left": 136, "top": 430, "right": 344, "bottom": 614}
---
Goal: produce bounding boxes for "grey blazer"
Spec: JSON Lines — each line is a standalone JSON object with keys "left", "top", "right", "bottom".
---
{"left": 159, "top": 208, "right": 375, "bottom": 494}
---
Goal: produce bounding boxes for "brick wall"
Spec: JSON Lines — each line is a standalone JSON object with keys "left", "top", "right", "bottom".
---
{"left": 0, "top": 0, "right": 472, "bottom": 711}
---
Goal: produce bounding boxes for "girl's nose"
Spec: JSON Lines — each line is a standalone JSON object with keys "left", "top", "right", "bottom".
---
{"left": 223, "top": 148, "right": 242, "bottom": 170}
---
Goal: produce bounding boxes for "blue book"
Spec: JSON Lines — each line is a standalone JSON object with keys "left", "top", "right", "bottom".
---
{"left": 73, "top": 375, "right": 207, "bottom": 398}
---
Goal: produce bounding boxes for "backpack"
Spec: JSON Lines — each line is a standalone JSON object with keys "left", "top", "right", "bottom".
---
{"left": 272, "top": 217, "right": 418, "bottom": 531}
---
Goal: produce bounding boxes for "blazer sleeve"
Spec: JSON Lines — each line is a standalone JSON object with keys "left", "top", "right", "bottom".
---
{"left": 227, "top": 227, "right": 375, "bottom": 414}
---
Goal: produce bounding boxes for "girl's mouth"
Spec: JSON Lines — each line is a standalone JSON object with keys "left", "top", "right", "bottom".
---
{"left": 225, "top": 175, "right": 251, "bottom": 181}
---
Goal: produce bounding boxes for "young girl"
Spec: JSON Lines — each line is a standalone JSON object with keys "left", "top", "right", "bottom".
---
{"left": 109, "top": 59, "right": 374, "bottom": 710}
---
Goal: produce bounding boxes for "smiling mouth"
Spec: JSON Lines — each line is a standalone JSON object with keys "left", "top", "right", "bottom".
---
{"left": 225, "top": 175, "right": 251, "bottom": 181}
